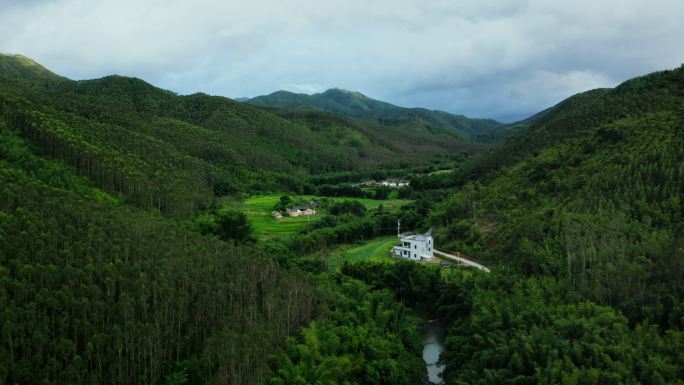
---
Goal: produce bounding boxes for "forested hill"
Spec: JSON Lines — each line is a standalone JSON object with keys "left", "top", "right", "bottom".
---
{"left": 465, "top": 66, "right": 684, "bottom": 177}
{"left": 0, "top": 53, "right": 427, "bottom": 385}
{"left": 424, "top": 65, "right": 684, "bottom": 383}
{"left": 1, "top": 121, "right": 320, "bottom": 385}
{"left": 0, "top": 53, "right": 473, "bottom": 216}
{"left": 245, "top": 88, "right": 504, "bottom": 142}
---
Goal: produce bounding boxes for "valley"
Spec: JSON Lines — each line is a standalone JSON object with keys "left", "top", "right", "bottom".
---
{"left": 225, "top": 194, "right": 410, "bottom": 240}
{"left": 0, "top": 52, "right": 683, "bottom": 385}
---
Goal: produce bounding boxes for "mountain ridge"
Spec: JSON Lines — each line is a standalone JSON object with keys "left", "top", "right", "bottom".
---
{"left": 245, "top": 87, "right": 504, "bottom": 141}
{"left": 0, "top": 53, "right": 476, "bottom": 216}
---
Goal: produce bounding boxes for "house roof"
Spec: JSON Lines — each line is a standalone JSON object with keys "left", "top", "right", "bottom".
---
{"left": 400, "top": 228, "right": 433, "bottom": 241}
{"left": 289, "top": 205, "right": 314, "bottom": 211}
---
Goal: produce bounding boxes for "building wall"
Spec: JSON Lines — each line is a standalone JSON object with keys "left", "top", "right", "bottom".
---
{"left": 393, "top": 235, "right": 433, "bottom": 260}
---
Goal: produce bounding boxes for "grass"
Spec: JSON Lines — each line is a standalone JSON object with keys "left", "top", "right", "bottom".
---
{"left": 241, "top": 195, "right": 322, "bottom": 239}
{"left": 325, "top": 236, "right": 400, "bottom": 270}
{"left": 428, "top": 168, "right": 454, "bottom": 176}
{"left": 227, "top": 194, "right": 410, "bottom": 240}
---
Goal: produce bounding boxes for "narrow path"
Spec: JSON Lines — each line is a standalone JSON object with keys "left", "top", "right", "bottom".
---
{"left": 433, "top": 250, "right": 490, "bottom": 273}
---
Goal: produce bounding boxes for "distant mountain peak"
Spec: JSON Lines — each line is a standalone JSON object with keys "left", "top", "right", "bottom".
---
{"left": 246, "top": 85, "right": 503, "bottom": 141}
{"left": 323, "top": 87, "right": 367, "bottom": 96}
{"left": 0, "top": 53, "right": 65, "bottom": 82}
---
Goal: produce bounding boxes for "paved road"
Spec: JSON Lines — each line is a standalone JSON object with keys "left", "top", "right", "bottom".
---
{"left": 433, "top": 250, "right": 491, "bottom": 273}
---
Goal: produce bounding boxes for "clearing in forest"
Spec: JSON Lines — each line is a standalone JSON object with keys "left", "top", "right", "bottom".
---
{"left": 233, "top": 194, "right": 410, "bottom": 240}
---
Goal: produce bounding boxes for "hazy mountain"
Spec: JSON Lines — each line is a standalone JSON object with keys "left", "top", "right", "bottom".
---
{"left": 245, "top": 88, "right": 504, "bottom": 142}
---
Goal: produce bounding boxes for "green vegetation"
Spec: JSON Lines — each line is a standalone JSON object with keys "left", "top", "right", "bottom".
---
{"left": 0, "top": 54, "right": 473, "bottom": 215}
{"left": 423, "top": 65, "right": 684, "bottom": 384}
{"left": 2, "top": 52, "right": 684, "bottom": 385}
{"left": 245, "top": 88, "right": 503, "bottom": 142}
{"left": 0, "top": 122, "right": 315, "bottom": 385}
{"left": 242, "top": 195, "right": 322, "bottom": 240}
{"left": 269, "top": 276, "right": 425, "bottom": 385}
{"left": 442, "top": 276, "right": 684, "bottom": 385}
{"left": 229, "top": 194, "right": 410, "bottom": 240}
{"left": 325, "top": 236, "right": 399, "bottom": 270}
{"left": 430, "top": 65, "right": 684, "bottom": 325}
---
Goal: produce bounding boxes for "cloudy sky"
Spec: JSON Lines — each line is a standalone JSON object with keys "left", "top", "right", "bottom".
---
{"left": 1, "top": 0, "right": 683, "bottom": 121}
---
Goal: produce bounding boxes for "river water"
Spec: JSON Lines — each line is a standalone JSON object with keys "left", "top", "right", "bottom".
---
{"left": 421, "top": 320, "right": 447, "bottom": 384}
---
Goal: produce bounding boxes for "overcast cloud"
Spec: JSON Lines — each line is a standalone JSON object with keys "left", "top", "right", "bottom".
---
{"left": 1, "top": 0, "right": 683, "bottom": 121}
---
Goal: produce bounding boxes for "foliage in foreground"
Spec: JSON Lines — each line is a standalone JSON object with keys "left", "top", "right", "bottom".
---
{"left": 0, "top": 123, "right": 315, "bottom": 385}
{"left": 442, "top": 277, "right": 684, "bottom": 385}
{"left": 269, "top": 275, "right": 425, "bottom": 385}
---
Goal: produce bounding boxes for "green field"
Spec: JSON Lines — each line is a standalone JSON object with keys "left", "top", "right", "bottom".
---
{"left": 241, "top": 195, "right": 322, "bottom": 239}
{"left": 232, "top": 194, "right": 410, "bottom": 240}
{"left": 428, "top": 168, "right": 454, "bottom": 176}
{"left": 325, "top": 236, "right": 400, "bottom": 270}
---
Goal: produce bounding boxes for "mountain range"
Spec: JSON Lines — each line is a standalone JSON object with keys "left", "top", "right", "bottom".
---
{"left": 244, "top": 88, "right": 505, "bottom": 142}
{"left": 0, "top": 53, "right": 490, "bottom": 216}
{"left": 1, "top": 52, "right": 683, "bottom": 385}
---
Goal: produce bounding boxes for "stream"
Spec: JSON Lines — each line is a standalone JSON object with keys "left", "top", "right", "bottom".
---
{"left": 421, "top": 320, "right": 447, "bottom": 384}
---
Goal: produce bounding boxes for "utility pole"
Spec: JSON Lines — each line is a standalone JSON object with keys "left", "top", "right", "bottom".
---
{"left": 397, "top": 219, "right": 401, "bottom": 238}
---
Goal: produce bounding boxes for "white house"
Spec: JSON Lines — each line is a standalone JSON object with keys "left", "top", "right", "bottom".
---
{"left": 286, "top": 205, "right": 317, "bottom": 217}
{"left": 272, "top": 211, "right": 283, "bottom": 219}
{"left": 392, "top": 229, "right": 433, "bottom": 261}
{"left": 381, "top": 179, "right": 410, "bottom": 188}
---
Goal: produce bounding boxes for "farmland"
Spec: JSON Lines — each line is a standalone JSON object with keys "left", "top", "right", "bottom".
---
{"left": 325, "top": 236, "right": 400, "bottom": 270}
{"left": 230, "top": 194, "right": 410, "bottom": 240}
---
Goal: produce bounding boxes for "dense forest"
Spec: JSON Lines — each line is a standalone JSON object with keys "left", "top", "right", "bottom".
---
{"left": 244, "top": 88, "right": 504, "bottom": 142}
{"left": 421, "top": 65, "right": 684, "bottom": 384}
{"left": 0, "top": 121, "right": 316, "bottom": 384}
{"left": 1, "top": 52, "right": 683, "bottom": 385}
{"left": 0, "top": 54, "right": 484, "bottom": 219}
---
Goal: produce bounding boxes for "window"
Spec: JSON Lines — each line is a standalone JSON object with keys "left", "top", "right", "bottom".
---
{"left": 414, "top": 245, "right": 417, "bottom": 249}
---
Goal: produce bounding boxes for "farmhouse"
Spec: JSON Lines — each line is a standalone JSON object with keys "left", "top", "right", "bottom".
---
{"left": 353, "top": 180, "right": 378, "bottom": 187}
{"left": 381, "top": 179, "right": 410, "bottom": 188}
{"left": 271, "top": 211, "right": 283, "bottom": 219}
{"left": 392, "top": 228, "right": 433, "bottom": 261}
{"left": 286, "top": 205, "right": 317, "bottom": 217}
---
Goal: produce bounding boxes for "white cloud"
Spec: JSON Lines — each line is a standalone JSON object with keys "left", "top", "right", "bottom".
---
{"left": 1, "top": 0, "right": 683, "bottom": 121}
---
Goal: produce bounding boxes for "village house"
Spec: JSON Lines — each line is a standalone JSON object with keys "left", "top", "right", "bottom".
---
{"left": 286, "top": 205, "right": 317, "bottom": 217}
{"left": 392, "top": 229, "right": 433, "bottom": 261}
{"left": 358, "top": 180, "right": 378, "bottom": 187}
{"left": 381, "top": 179, "right": 410, "bottom": 188}
{"left": 271, "top": 211, "right": 283, "bottom": 219}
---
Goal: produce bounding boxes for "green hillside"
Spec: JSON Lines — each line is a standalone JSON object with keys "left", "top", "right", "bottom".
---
{"left": 0, "top": 55, "right": 427, "bottom": 385}
{"left": 424, "top": 65, "right": 684, "bottom": 384}
{"left": 434, "top": 65, "right": 684, "bottom": 315}
{"left": 0, "top": 120, "right": 318, "bottom": 385}
{"left": 0, "top": 54, "right": 469, "bottom": 216}
{"left": 2, "top": 51, "right": 683, "bottom": 385}
{"left": 245, "top": 88, "right": 503, "bottom": 141}
{"left": 0, "top": 53, "right": 67, "bottom": 85}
